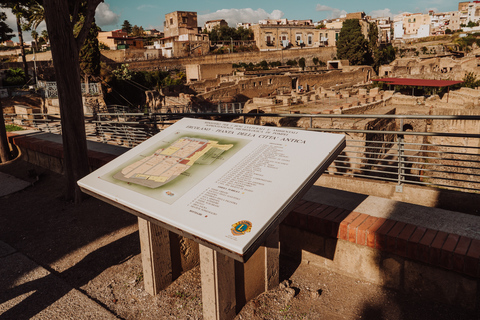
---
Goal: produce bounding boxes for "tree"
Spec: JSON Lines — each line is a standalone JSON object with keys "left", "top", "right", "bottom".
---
{"left": 336, "top": 19, "right": 368, "bottom": 65}
{"left": 3, "top": 68, "right": 25, "bottom": 86}
{"left": 1, "top": 1, "right": 33, "bottom": 83}
{"left": 75, "top": 16, "right": 100, "bottom": 82}
{"left": 0, "top": 12, "right": 14, "bottom": 163}
{"left": 31, "top": 29, "right": 38, "bottom": 46}
{"left": 206, "top": 25, "right": 252, "bottom": 41}
{"left": 24, "top": 1, "right": 44, "bottom": 30}
{"left": 41, "top": 28, "right": 48, "bottom": 43}
{"left": 298, "top": 57, "right": 306, "bottom": 70}
{"left": 131, "top": 25, "right": 144, "bottom": 37}
{"left": 42, "top": 0, "right": 103, "bottom": 203}
{"left": 467, "top": 21, "right": 478, "bottom": 28}
{"left": 121, "top": 20, "right": 132, "bottom": 34}
{"left": 462, "top": 72, "right": 480, "bottom": 88}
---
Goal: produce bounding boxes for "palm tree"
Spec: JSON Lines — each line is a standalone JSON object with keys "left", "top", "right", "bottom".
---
{"left": 41, "top": 29, "right": 48, "bottom": 45}
{"left": 0, "top": 1, "right": 31, "bottom": 83}
{"left": 31, "top": 30, "right": 38, "bottom": 48}
{"left": 25, "top": 1, "right": 44, "bottom": 30}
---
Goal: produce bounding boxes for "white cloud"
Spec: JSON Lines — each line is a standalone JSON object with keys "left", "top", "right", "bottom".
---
{"left": 137, "top": 4, "right": 159, "bottom": 11}
{"left": 315, "top": 4, "right": 347, "bottom": 19}
{"left": 95, "top": 2, "right": 120, "bottom": 27}
{"left": 3, "top": 9, "right": 17, "bottom": 37}
{"left": 1, "top": 8, "right": 47, "bottom": 43}
{"left": 369, "top": 8, "right": 393, "bottom": 18}
{"left": 198, "top": 8, "right": 284, "bottom": 27}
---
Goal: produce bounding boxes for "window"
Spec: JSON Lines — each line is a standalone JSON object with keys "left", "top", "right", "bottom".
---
{"left": 182, "top": 17, "right": 188, "bottom": 24}
{"left": 266, "top": 33, "right": 273, "bottom": 45}
{"left": 296, "top": 34, "right": 302, "bottom": 41}
{"left": 170, "top": 18, "right": 173, "bottom": 25}
{"left": 307, "top": 34, "right": 313, "bottom": 45}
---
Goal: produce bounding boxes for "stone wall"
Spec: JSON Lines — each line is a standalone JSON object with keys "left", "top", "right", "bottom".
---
{"left": 199, "top": 68, "right": 373, "bottom": 103}
{"left": 112, "top": 46, "right": 337, "bottom": 71}
{"left": 378, "top": 56, "right": 477, "bottom": 81}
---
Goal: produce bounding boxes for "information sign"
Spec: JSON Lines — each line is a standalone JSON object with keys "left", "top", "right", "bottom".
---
{"left": 78, "top": 118, "right": 345, "bottom": 261}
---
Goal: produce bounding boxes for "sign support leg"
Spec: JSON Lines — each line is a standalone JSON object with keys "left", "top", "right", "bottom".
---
{"left": 264, "top": 226, "right": 280, "bottom": 290}
{"left": 138, "top": 218, "right": 173, "bottom": 295}
{"left": 235, "top": 226, "right": 280, "bottom": 312}
{"left": 200, "top": 244, "right": 236, "bottom": 320}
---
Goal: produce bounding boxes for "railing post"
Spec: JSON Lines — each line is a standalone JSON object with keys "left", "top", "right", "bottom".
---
{"left": 396, "top": 119, "right": 404, "bottom": 193}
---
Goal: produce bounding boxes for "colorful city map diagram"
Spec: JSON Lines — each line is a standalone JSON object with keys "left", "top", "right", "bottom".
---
{"left": 113, "top": 137, "right": 233, "bottom": 188}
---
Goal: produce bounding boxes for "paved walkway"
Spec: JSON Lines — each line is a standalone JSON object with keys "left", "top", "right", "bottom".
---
{"left": 0, "top": 241, "right": 117, "bottom": 319}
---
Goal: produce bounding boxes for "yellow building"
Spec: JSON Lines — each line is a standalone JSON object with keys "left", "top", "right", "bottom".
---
{"left": 97, "top": 30, "right": 144, "bottom": 50}
{"left": 251, "top": 24, "right": 340, "bottom": 51}
{"left": 164, "top": 11, "right": 199, "bottom": 38}
{"left": 403, "top": 13, "right": 431, "bottom": 35}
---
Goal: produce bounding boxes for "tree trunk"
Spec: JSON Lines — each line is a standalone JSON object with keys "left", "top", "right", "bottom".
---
{"left": 43, "top": 0, "right": 90, "bottom": 203}
{"left": 0, "top": 101, "right": 10, "bottom": 163}
{"left": 16, "top": 15, "right": 28, "bottom": 83}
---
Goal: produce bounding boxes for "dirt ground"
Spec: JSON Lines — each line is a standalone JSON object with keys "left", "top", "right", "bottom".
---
{"left": 1, "top": 156, "right": 479, "bottom": 319}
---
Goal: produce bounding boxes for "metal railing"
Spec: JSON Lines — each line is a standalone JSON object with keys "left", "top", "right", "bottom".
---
{"left": 5, "top": 111, "right": 480, "bottom": 194}
{"left": 37, "top": 81, "right": 102, "bottom": 98}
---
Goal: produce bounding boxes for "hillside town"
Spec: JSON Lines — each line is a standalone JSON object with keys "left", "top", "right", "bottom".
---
{"left": 1, "top": 1, "right": 480, "bottom": 320}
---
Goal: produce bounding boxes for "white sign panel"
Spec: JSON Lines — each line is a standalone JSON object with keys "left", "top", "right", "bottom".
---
{"left": 78, "top": 118, "right": 345, "bottom": 261}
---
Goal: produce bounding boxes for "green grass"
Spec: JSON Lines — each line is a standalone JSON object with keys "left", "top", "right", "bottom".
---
{"left": 5, "top": 124, "right": 24, "bottom": 132}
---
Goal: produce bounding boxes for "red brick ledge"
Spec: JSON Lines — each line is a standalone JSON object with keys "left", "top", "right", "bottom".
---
{"left": 286, "top": 200, "right": 480, "bottom": 279}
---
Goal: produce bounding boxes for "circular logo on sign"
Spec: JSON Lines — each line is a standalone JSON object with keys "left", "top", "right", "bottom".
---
{"left": 231, "top": 220, "right": 252, "bottom": 236}
{"left": 164, "top": 190, "right": 175, "bottom": 197}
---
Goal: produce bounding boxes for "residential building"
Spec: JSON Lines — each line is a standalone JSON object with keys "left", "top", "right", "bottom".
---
{"left": 251, "top": 22, "right": 340, "bottom": 51}
{"left": 158, "top": 11, "right": 209, "bottom": 58}
{"left": 346, "top": 12, "right": 366, "bottom": 20}
{"left": 97, "top": 30, "right": 144, "bottom": 50}
{"left": 459, "top": 1, "right": 471, "bottom": 11}
{"left": 236, "top": 22, "right": 252, "bottom": 29}
{"left": 466, "top": 1, "right": 480, "bottom": 24}
{"left": 144, "top": 29, "right": 162, "bottom": 36}
{"left": 1, "top": 40, "right": 15, "bottom": 47}
{"left": 393, "top": 12, "right": 432, "bottom": 39}
{"left": 403, "top": 13, "right": 431, "bottom": 36}
{"left": 394, "top": 20, "right": 404, "bottom": 39}
{"left": 448, "top": 11, "right": 462, "bottom": 31}
{"left": 163, "top": 11, "right": 199, "bottom": 38}
{"left": 204, "top": 19, "right": 228, "bottom": 32}
{"left": 370, "top": 17, "right": 392, "bottom": 44}
{"left": 428, "top": 11, "right": 462, "bottom": 34}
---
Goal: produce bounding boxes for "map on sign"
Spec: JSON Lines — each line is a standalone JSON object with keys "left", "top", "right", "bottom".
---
{"left": 113, "top": 137, "right": 234, "bottom": 188}
{"left": 100, "top": 132, "right": 249, "bottom": 205}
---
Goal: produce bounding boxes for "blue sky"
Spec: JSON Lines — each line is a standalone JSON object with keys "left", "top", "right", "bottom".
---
{"left": 3, "top": 0, "right": 458, "bottom": 42}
